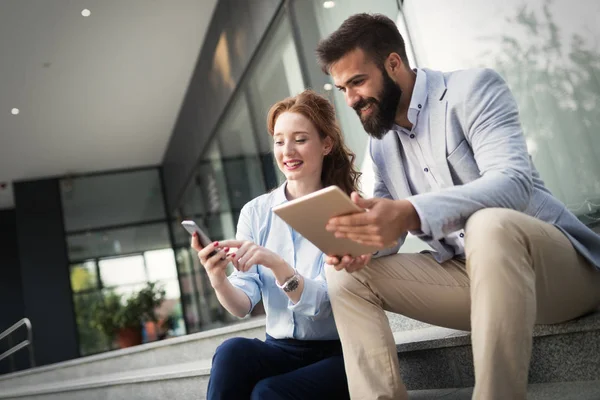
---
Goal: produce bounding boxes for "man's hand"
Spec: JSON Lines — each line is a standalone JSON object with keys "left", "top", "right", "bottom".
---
{"left": 326, "top": 192, "right": 421, "bottom": 248}
{"left": 325, "top": 254, "right": 372, "bottom": 273}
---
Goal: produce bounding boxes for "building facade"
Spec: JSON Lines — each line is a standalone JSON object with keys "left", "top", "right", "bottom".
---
{"left": 2, "top": 0, "right": 598, "bottom": 371}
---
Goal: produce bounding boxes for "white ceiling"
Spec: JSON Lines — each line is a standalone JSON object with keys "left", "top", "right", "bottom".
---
{"left": 0, "top": 0, "right": 218, "bottom": 209}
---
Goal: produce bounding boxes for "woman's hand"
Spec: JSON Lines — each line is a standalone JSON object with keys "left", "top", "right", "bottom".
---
{"left": 218, "top": 240, "right": 286, "bottom": 273}
{"left": 191, "top": 233, "right": 232, "bottom": 289}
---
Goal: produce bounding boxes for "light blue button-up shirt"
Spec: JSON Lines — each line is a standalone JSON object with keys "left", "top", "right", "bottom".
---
{"left": 395, "top": 69, "right": 465, "bottom": 257}
{"left": 228, "top": 183, "right": 338, "bottom": 340}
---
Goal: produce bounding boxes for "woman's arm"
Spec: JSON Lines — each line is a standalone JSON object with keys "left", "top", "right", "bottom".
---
{"left": 191, "top": 236, "right": 253, "bottom": 318}
{"left": 212, "top": 275, "right": 252, "bottom": 318}
{"left": 221, "top": 239, "right": 331, "bottom": 318}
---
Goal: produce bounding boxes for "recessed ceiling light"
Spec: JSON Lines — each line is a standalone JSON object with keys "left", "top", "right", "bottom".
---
{"left": 11, "top": 108, "right": 19, "bottom": 115}
{"left": 81, "top": 9, "right": 91, "bottom": 17}
{"left": 323, "top": 83, "right": 333, "bottom": 91}
{"left": 323, "top": 1, "right": 335, "bottom": 9}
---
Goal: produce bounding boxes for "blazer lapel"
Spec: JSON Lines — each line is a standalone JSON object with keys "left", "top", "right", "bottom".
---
{"left": 424, "top": 69, "right": 454, "bottom": 188}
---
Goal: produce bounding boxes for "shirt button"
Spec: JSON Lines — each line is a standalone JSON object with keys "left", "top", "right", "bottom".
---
{"left": 410, "top": 134, "right": 415, "bottom": 139}
{"left": 418, "top": 104, "right": 422, "bottom": 109}
{"left": 459, "top": 233, "right": 465, "bottom": 238}
{"left": 424, "top": 167, "right": 429, "bottom": 172}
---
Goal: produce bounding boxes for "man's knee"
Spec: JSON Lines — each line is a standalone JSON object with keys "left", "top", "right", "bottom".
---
{"left": 465, "top": 208, "right": 526, "bottom": 251}
{"left": 325, "top": 266, "right": 364, "bottom": 300}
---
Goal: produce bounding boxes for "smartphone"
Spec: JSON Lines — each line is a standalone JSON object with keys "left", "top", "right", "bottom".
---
{"left": 181, "top": 220, "right": 218, "bottom": 257}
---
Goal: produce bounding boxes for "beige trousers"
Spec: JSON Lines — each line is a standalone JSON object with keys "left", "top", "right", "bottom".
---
{"left": 325, "top": 208, "right": 600, "bottom": 400}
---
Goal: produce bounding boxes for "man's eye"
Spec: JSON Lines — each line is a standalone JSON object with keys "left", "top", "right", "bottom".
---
{"left": 353, "top": 79, "right": 364, "bottom": 86}
{"left": 337, "top": 87, "right": 346, "bottom": 93}
{"left": 296, "top": 139, "right": 307, "bottom": 143}
{"left": 274, "top": 141, "right": 283, "bottom": 146}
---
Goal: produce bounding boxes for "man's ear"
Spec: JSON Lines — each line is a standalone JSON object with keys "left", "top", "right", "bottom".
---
{"left": 386, "top": 52, "right": 404, "bottom": 75}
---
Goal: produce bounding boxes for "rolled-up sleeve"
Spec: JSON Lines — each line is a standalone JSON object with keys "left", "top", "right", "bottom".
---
{"left": 227, "top": 204, "right": 262, "bottom": 313}
{"left": 287, "top": 256, "right": 332, "bottom": 319}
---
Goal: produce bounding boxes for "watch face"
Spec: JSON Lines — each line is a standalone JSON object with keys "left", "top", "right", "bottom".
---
{"left": 283, "top": 276, "right": 300, "bottom": 292}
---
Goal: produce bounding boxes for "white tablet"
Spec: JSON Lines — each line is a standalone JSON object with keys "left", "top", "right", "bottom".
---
{"left": 272, "top": 186, "right": 380, "bottom": 257}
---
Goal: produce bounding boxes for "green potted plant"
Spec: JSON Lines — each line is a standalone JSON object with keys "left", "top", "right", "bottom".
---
{"left": 91, "top": 282, "right": 166, "bottom": 348}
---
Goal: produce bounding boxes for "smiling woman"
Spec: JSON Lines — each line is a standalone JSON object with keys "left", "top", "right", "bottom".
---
{"left": 267, "top": 90, "right": 361, "bottom": 199}
{"left": 190, "top": 90, "right": 359, "bottom": 399}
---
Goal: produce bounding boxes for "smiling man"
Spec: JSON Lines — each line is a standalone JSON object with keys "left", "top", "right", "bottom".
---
{"left": 316, "top": 13, "right": 600, "bottom": 400}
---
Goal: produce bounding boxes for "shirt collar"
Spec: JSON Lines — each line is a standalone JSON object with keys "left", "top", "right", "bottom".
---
{"left": 406, "top": 68, "right": 428, "bottom": 126}
{"left": 272, "top": 181, "right": 288, "bottom": 206}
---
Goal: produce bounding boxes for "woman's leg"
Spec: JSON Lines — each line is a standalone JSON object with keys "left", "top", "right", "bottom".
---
{"left": 251, "top": 354, "right": 350, "bottom": 400}
{"left": 207, "top": 337, "right": 305, "bottom": 400}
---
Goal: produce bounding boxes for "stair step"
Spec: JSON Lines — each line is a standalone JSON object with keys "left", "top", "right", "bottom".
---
{"left": 395, "top": 309, "right": 600, "bottom": 390}
{"left": 408, "top": 380, "right": 600, "bottom": 400}
{"left": 0, "top": 360, "right": 210, "bottom": 400}
{"left": 0, "top": 317, "right": 265, "bottom": 391}
{"left": 1, "top": 310, "right": 598, "bottom": 398}
{"left": 1, "top": 361, "right": 597, "bottom": 400}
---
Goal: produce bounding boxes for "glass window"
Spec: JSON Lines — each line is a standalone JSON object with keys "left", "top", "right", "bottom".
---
{"left": 401, "top": 0, "right": 600, "bottom": 225}
{"left": 217, "top": 95, "right": 267, "bottom": 211}
{"left": 246, "top": 13, "right": 305, "bottom": 187}
{"left": 70, "top": 261, "right": 98, "bottom": 292}
{"left": 66, "top": 222, "right": 171, "bottom": 261}
{"left": 61, "top": 169, "right": 166, "bottom": 232}
{"left": 310, "top": 0, "right": 400, "bottom": 174}
{"left": 73, "top": 291, "right": 110, "bottom": 356}
{"left": 99, "top": 255, "right": 146, "bottom": 287}
{"left": 170, "top": 12, "right": 307, "bottom": 334}
{"left": 146, "top": 249, "right": 179, "bottom": 281}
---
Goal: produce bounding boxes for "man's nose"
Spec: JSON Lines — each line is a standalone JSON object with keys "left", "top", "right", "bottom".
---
{"left": 346, "top": 89, "right": 361, "bottom": 109}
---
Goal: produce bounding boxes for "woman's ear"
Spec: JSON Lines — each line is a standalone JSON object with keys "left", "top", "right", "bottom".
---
{"left": 323, "top": 136, "right": 333, "bottom": 155}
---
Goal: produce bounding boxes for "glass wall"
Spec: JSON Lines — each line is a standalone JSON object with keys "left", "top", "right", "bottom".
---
{"left": 61, "top": 168, "right": 184, "bottom": 356}
{"left": 172, "top": 11, "right": 305, "bottom": 333}
{"left": 400, "top": 0, "right": 600, "bottom": 228}
{"left": 311, "top": 0, "right": 401, "bottom": 179}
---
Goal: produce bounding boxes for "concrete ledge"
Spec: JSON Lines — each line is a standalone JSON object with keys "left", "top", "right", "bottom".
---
{"left": 0, "top": 317, "right": 266, "bottom": 390}
{"left": 0, "top": 360, "right": 211, "bottom": 399}
{"left": 396, "top": 310, "right": 600, "bottom": 390}
{"left": 408, "top": 380, "right": 600, "bottom": 400}
{"left": 394, "top": 308, "right": 600, "bottom": 353}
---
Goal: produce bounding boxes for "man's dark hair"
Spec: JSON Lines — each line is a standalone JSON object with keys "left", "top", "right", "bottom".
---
{"left": 316, "top": 13, "right": 409, "bottom": 74}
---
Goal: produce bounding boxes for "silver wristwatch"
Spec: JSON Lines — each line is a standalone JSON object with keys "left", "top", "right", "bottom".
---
{"left": 276, "top": 272, "right": 300, "bottom": 293}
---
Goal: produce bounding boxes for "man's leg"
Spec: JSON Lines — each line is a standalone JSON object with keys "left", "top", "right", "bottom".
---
{"left": 465, "top": 208, "right": 600, "bottom": 399}
{"left": 326, "top": 208, "right": 600, "bottom": 400}
{"left": 325, "top": 253, "right": 471, "bottom": 400}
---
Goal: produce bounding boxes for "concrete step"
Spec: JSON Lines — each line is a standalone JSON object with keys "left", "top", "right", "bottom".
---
{"left": 0, "top": 360, "right": 211, "bottom": 400}
{"left": 0, "top": 317, "right": 265, "bottom": 391}
{"left": 408, "top": 380, "right": 600, "bottom": 400}
{"left": 1, "top": 310, "right": 598, "bottom": 398}
{"left": 1, "top": 359, "right": 598, "bottom": 400}
{"left": 395, "top": 309, "right": 600, "bottom": 390}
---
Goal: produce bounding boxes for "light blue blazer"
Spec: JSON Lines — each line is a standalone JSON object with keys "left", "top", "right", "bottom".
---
{"left": 370, "top": 68, "right": 600, "bottom": 270}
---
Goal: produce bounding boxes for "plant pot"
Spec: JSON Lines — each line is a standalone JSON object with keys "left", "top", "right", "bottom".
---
{"left": 116, "top": 327, "right": 142, "bottom": 348}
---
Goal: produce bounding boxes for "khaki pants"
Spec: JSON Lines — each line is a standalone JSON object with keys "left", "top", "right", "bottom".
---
{"left": 326, "top": 208, "right": 600, "bottom": 400}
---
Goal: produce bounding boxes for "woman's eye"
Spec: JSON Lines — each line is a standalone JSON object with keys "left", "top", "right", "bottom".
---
{"left": 274, "top": 141, "right": 283, "bottom": 146}
{"left": 296, "top": 139, "right": 307, "bottom": 143}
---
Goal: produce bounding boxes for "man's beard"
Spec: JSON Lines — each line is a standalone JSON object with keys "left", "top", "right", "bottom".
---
{"left": 353, "top": 70, "right": 402, "bottom": 139}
